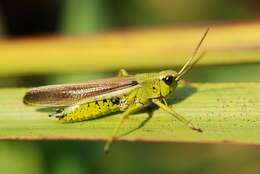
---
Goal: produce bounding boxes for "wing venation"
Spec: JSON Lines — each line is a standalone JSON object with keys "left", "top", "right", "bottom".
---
{"left": 23, "top": 76, "right": 138, "bottom": 106}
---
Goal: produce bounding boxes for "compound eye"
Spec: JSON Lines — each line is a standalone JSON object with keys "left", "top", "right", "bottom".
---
{"left": 162, "top": 75, "right": 174, "bottom": 85}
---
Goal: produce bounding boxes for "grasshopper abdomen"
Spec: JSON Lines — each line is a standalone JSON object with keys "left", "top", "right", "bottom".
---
{"left": 52, "top": 95, "right": 130, "bottom": 122}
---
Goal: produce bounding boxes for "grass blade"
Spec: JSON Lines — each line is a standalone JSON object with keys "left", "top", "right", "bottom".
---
{"left": 1, "top": 22, "right": 260, "bottom": 75}
{"left": 1, "top": 83, "right": 260, "bottom": 145}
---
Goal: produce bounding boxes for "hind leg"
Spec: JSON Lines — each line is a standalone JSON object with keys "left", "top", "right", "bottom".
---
{"left": 104, "top": 103, "right": 143, "bottom": 153}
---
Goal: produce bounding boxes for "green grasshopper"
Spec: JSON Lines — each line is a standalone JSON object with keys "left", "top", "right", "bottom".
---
{"left": 23, "top": 28, "right": 209, "bottom": 153}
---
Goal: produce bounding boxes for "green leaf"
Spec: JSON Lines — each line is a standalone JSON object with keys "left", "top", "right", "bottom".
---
{"left": 1, "top": 83, "right": 260, "bottom": 145}
{"left": 1, "top": 22, "right": 260, "bottom": 76}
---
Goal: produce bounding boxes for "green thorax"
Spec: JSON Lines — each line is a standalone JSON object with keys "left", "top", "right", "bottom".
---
{"left": 133, "top": 70, "right": 179, "bottom": 101}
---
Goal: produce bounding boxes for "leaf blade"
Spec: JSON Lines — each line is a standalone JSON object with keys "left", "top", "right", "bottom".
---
{"left": 1, "top": 83, "right": 260, "bottom": 145}
{"left": 1, "top": 22, "right": 260, "bottom": 75}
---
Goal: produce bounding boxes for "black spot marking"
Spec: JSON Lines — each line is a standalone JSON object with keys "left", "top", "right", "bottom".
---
{"left": 103, "top": 99, "right": 107, "bottom": 103}
{"left": 111, "top": 97, "right": 120, "bottom": 105}
{"left": 152, "top": 86, "right": 156, "bottom": 90}
{"left": 95, "top": 101, "right": 101, "bottom": 109}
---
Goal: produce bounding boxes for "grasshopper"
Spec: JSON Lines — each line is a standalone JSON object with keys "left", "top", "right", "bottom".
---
{"left": 23, "top": 28, "right": 209, "bottom": 153}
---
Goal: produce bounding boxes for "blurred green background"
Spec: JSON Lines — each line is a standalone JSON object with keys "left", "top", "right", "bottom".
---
{"left": 1, "top": 0, "right": 260, "bottom": 174}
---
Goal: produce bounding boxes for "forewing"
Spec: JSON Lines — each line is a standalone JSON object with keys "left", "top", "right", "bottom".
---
{"left": 23, "top": 76, "right": 138, "bottom": 107}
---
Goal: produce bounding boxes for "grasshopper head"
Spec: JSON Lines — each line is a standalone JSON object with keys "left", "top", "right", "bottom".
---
{"left": 158, "top": 70, "right": 178, "bottom": 97}
{"left": 159, "top": 28, "right": 209, "bottom": 97}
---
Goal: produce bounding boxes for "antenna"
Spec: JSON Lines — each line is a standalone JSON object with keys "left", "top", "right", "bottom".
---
{"left": 176, "top": 28, "right": 209, "bottom": 81}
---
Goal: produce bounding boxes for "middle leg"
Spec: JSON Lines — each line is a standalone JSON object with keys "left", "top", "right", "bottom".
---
{"left": 118, "top": 69, "right": 129, "bottom": 77}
